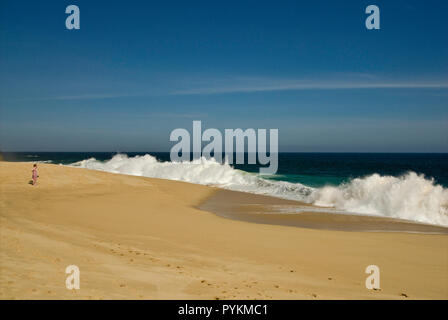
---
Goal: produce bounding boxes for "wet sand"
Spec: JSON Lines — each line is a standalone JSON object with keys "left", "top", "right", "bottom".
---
{"left": 199, "top": 189, "right": 448, "bottom": 234}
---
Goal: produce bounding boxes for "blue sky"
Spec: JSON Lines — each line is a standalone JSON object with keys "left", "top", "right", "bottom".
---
{"left": 0, "top": 0, "right": 447, "bottom": 152}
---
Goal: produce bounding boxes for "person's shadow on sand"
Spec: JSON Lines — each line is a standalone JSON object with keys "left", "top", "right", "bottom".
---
{"left": 28, "top": 180, "right": 34, "bottom": 186}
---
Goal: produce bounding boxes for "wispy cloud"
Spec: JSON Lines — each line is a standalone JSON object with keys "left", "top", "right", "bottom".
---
{"left": 128, "top": 112, "right": 209, "bottom": 119}
{"left": 4, "top": 74, "right": 448, "bottom": 101}
{"left": 44, "top": 93, "right": 134, "bottom": 100}
{"left": 1, "top": 93, "right": 141, "bottom": 102}
{"left": 171, "top": 77, "right": 448, "bottom": 95}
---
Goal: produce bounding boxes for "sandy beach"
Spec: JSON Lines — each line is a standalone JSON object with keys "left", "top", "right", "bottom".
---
{"left": 0, "top": 161, "right": 447, "bottom": 300}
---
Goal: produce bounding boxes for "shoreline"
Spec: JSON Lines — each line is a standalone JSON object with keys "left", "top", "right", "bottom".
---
{"left": 199, "top": 189, "right": 448, "bottom": 234}
{"left": 19, "top": 159, "right": 448, "bottom": 232}
{"left": 1, "top": 162, "right": 447, "bottom": 299}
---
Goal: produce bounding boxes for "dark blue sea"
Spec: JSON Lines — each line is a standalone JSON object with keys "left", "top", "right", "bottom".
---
{"left": 2, "top": 152, "right": 447, "bottom": 187}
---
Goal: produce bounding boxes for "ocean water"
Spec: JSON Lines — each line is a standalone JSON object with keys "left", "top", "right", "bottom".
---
{"left": 2, "top": 152, "right": 448, "bottom": 226}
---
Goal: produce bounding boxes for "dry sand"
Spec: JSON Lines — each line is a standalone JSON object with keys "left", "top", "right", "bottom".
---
{"left": 0, "top": 162, "right": 447, "bottom": 299}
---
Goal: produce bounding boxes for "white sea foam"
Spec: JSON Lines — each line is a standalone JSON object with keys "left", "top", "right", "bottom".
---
{"left": 69, "top": 154, "right": 448, "bottom": 226}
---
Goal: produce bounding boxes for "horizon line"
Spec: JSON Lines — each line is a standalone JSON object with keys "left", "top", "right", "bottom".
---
{"left": 2, "top": 151, "right": 448, "bottom": 154}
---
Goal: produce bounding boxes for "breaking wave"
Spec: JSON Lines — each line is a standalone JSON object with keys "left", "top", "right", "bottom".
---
{"left": 69, "top": 154, "right": 448, "bottom": 226}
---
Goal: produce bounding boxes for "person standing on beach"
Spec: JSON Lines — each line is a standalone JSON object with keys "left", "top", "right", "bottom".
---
{"left": 32, "top": 164, "right": 38, "bottom": 186}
